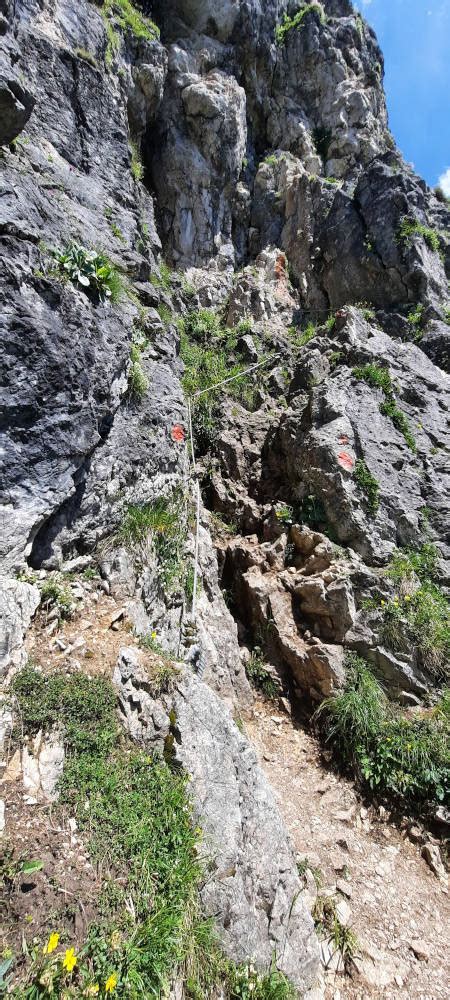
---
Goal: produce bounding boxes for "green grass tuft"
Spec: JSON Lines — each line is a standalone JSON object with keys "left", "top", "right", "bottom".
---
{"left": 398, "top": 218, "right": 442, "bottom": 254}
{"left": 275, "top": 3, "right": 325, "bottom": 45}
{"left": 130, "top": 140, "right": 144, "bottom": 181}
{"left": 353, "top": 363, "right": 416, "bottom": 451}
{"left": 353, "top": 459, "right": 380, "bottom": 516}
{"left": 316, "top": 654, "right": 450, "bottom": 810}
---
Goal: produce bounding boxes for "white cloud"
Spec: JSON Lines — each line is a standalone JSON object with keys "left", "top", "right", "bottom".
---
{"left": 438, "top": 167, "right": 450, "bottom": 195}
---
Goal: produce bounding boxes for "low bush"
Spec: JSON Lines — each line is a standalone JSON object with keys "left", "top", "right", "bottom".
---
{"left": 316, "top": 654, "right": 450, "bottom": 810}
{"left": 51, "top": 243, "right": 122, "bottom": 303}
{"left": 245, "top": 650, "right": 280, "bottom": 699}
{"left": 407, "top": 303, "right": 424, "bottom": 339}
{"left": 119, "top": 492, "right": 190, "bottom": 596}
{"left": 353, "top": 363, "right": 392, "bottom": 394}
{"left": 312, "top": 895, "right": 358, "bottom": 965}
{"left": 379, "top": 398, "right": 416, "bottom": 452}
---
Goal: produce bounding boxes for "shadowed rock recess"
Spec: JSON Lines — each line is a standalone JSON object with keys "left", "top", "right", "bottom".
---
{"left": 1, "top": 0, "right": 449, "bottom": 994}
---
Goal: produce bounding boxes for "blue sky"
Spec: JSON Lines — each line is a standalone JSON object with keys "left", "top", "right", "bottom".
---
{"left": 353, "top": 0, "right": 450, "bottom": 193}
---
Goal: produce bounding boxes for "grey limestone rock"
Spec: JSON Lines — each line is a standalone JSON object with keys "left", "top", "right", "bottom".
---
{"left": 0, "top": 576, "right": 40, "bottom": 678}
{"left": 114, "top": 647, "right": 320, "bottom": 991}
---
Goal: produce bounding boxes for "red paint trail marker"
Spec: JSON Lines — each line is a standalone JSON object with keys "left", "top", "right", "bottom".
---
{"left": 171, "top": 424, "right": 185, "bottom": 443}
{"left": 337, "top": 450, "right": 354, "bottom": 471}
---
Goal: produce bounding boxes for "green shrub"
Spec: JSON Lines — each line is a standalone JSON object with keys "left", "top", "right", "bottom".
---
{"left": 312, "top": 895, "right": 358, "bottom": 964}
{"left": 366, "top": 546, "right": 449, "bottom": 678}
{"left": 39, "top": 577, "right": 73, "bottom": 620}
{"left": 75, "top": 47, "right": 98, "bottom": 67}
{"left": 51, "top": 243, "right": 122, "bottom": 302}
{"left": 354, "top": 459, "right": 380, "bottom": 516}
{"left": 398, "top": 218, "right": 441, "bottom": 254}
{"left": 245, "top": 650, "right": 280, "bottom": 699}
{"left": 227, "top": 961, "right": 296, "bottom": 1000}
{"left": 150, "top": 261, "right": 172, "bottom": 289}
{"left": 316, "top": 655, "right": 450, "bottom": 809}
{"left": 275, "top": 3, "right": 325, "bottom": 45}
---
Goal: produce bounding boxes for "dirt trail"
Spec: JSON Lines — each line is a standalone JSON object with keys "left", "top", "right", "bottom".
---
{"left": 246, "top": 700, "right": 450, "bottom": 1000}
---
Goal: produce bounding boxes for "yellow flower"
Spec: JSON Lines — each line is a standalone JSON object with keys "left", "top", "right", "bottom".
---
{"left": 43, "top": 932, "right": 60, "bottom": 955}
{"left": 151, "top": 630, "right": 157, "bottom": 639}
{"left": 404, "top": 595, "right": 411, "bottom": 601}
{"left": 105, "top": 973, "right": 118, "bottom": 993}
{"left": 380, "top": 600, "right": 385, "bottom": 606}
{"left": 62, "top": 947, "right": 77, "bottom": 973}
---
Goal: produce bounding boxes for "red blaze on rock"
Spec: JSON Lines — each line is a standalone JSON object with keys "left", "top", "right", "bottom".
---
{"left": 337, "top": 450, "right": 355, "bottom": 471}
{"left": 171, "top": 424, "right": 185, "bottom": 442}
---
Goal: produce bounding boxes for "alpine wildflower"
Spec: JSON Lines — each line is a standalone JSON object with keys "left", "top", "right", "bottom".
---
{"left": 105, "top": 973, "right": 118, "bottom": 993}
{"left": 43, "top": 931, "right": 60, "bottom": 955}
{"left": 63, "top": 947, "right": 77, "bottom": 973}
{"left": 151, "top": 630, "right": 157, "bottom": 639}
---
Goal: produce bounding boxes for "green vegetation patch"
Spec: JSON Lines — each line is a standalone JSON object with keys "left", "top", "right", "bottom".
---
{"left": 98, "top": 0, "right": 160, "bottom": 68}
{"left": 316, "top": 654, "right": 450, "bottom": 811}
{"left": 353, "top": 459, "right": 380, "bottom": 517}
{"left": 130, "top": 140, "right": 144, "bottom": 181}
{"left": 276, "top": 3, "right": 325, "bottom": 45}
{"left": 127, "top": 331, "right": 149, "bottom": 402}
{"left": 10, "top": 668, "right": 297, "bottom": 999}
{"left": 245, "top": 649, "right": 280, "bottom": 699}
{"left": 51, "top": 243, "right": 122, "bottom": 303}
{"left": 398, "top": 218, "right": 442, "bottom": 254}
{"left": 180, "top": 310, "right": 259, "bottom": 452}
{"left": 119, "top": 491, "right": 188, "bottom": 595}
{"left": 376, "top": 545, "right": 450, "bottom": 678}
{"left": 353, "top": 363, "right": 416, "bottom": 452}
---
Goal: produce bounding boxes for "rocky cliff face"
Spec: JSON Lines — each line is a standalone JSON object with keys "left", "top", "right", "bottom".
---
{"left": 1, "top": 0, "right": 449, "bottom": 992}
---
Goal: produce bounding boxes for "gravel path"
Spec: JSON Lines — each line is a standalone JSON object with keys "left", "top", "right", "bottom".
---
{"left": 246, "top": 700, "right": 450, "bottom": 1000}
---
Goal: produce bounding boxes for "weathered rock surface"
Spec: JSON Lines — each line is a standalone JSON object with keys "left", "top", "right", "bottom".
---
{"left": 0, "top": 577, "right": 40, "bottom": 678}
{"left": 114, "top": 647, "right": 320, "bottom": 990}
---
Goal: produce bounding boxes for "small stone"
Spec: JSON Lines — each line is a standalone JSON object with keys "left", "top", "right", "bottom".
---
{"left": 336, "top": 899, "right": 352, "bottom": 926}
{"left": 109, "top": 608, "right": 126, "bottom": 629}
{"left": 394, "top": 975, "right": 404, "bottom": 987}
{"left": 336, "top": 878, "right": 352, "bottom": 898}
{"left": 0, "top": 799, "right": 5, "bottom": 835}
{"left": 409, "top": 940, "right": 430, "bottom": 961}
{"left": 422, "top": 843, "right": 447, "bottom": 881}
